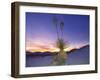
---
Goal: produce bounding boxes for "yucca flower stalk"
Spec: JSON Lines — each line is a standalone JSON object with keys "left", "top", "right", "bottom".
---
{"left": 60, "top": 21, "right": 64, "bottom": 39}
{"left": 53, "top": 16, "right": 59, "bottom": 40}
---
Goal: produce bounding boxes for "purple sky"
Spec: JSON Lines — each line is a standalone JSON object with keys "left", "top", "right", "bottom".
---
{"left": 26, "top": 12, "right": 89, "bottom": 52}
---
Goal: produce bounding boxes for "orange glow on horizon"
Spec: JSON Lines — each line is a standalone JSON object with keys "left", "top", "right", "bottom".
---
{"left": 26, "top": 40, "right": 88, "bottom": 53}
{"left": 26, "top": 46, "right": 74, "bottom": 53}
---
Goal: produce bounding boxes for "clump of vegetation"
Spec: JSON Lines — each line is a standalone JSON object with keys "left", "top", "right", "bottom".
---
{"left": 57, "top": 39, "right": 66, "bottom": 52}
{"left": 52, "top": 16, "right": 69, "bottom": 65}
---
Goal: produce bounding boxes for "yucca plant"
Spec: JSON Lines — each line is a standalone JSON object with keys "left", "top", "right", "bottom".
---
{"left": 52, "top": 16, "right": 69, "bottom": 65}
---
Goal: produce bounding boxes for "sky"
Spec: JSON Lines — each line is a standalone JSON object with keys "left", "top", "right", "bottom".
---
{"left": 26, "top": 12, "right": 89, "bottom": 52}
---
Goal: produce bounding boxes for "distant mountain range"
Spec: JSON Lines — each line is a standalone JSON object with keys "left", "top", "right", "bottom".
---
{"left": 67, "top": 44, "right": 89, "bottom": 64}
{"left": 26, "top": 45, "right": 89, "bottom": 56}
